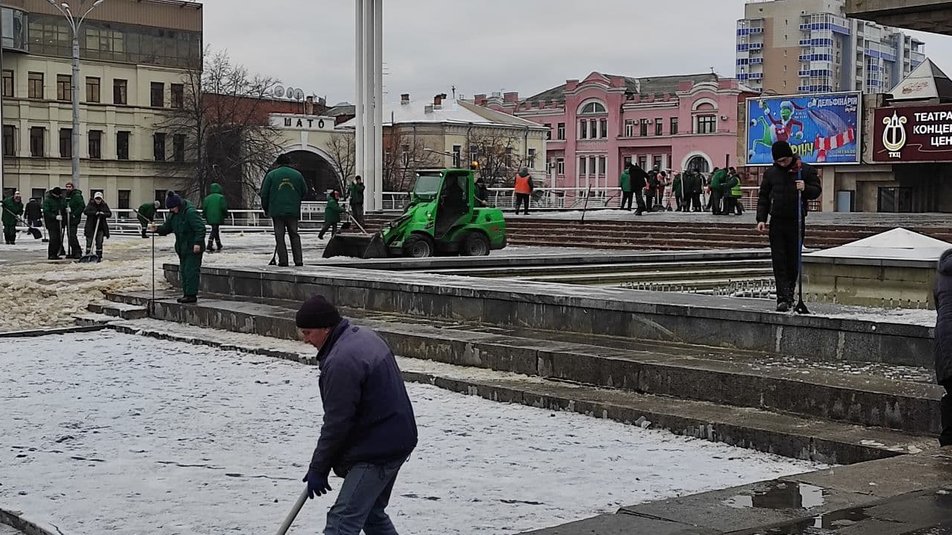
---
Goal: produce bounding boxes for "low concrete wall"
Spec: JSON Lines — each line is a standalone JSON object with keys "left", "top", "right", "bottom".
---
{"left": 805, "top": 256, "right": 937, "bottom": 309}
{"left": 167, "top": 263, "right": 935, "bottom": 367}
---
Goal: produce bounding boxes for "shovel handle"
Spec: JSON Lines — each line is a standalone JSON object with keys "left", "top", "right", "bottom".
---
{"left": 275, "top": 488, "right": 309, "bottom": 535}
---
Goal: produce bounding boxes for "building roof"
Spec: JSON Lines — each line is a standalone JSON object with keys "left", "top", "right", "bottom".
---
{"left": 326, "top": 104, "right": 356, "bottom": 117}
{"left": 888, "top": 58, "right": 952, "bottom": 102}
{"left": 342, "top": 99, "right": 545, "bottom": 129}
{"left": 523, "top": 72, "right": 720, "bottom": 105}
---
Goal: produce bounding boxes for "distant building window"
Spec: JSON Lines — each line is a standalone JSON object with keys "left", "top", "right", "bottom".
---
{"left": 556, "top": 157, "right": 564, "bottom": 175}
{"left": 2, "top": 70, "right": 13, "bottom": 98}
{"left": 639, "top": 119, "right": 649, "bottom": 137}
{"left": 557, "top": 123, "right": 565, "bottom": 140}
{"left": 579, "top": 119, "right": 588, "bottom": 140}
{"left": 452, "top": 144, "right": 461, "bottom": 168}
{"left": 544, "top": 123, "right": 551, "bottom": 140}
{"left": 578, "top": 156, "right": 587, "bottom": 175}
{"left": 625, "top": 120, "right": 635, "bottom": 137}
{"left": 59, "top": 128, "right": 71, "bottom": 158}
{"left": 86, "top": 77, "right": 100, "bottom": 103}
{"left": 113, "top": 79, "right": 127, "bottom": 105}
{"left": 172, "top": 134, "right": 185, "bottom": 162}
{"left": 670, "top": 117, "right": 679, "bottom": 135}
{"left": 117, "top": 131, "right": 130, "bottom": 160}
{"left": 150, "top": 82, "right": 164, "bottom": 107}
{"left": 696, "top": 115, "right": 717, "bottom": 134}
{"left": 154, "top": 133, "right": 166, "bottom": 161}
{"left": 31, "top": 127, "right": 46, "bottom": 157}
{"left": 2, "top": 125, "right": 15, "bottom": 156}
{"left": 171, "top": 84, "right": 184, "bottom": 109}
{"left": 589, "top": 120, "right": 598, "bottom": 139}
{"left": 56, "top": 75, "right": 71, "bottom": 101}
{"left": 599, "top": 118, "right": 608, "bottom": 139}
{"left": 118, "top": 189, "right": 131, "bottom": 210}
{"left": 653, "top": 156, "right": 663, "bottom": 169}
{"left": 89, "top": 130, "right": 102, "bottom": 159}
{"left": 28, "top": 72, "right": 43, "bottom": 99}
{"left": 579, "top": 101, "right": 607, "bottom": 114}
{"left": 527, "top": 148, "right": 537, "bottom": 169}
{"left": 655, "top": 118, "right": 663, "bottom": 136}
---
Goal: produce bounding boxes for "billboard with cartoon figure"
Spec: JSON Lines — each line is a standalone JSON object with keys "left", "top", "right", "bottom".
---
{"left": 746, "top": 92, "right": 861, "bottom": 166}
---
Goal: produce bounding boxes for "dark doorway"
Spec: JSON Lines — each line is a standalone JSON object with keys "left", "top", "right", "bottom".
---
{"left": 277, "top": 150, "right": 339, "bottom": 201}
{"left": 686, "top": 155, "right": 710, "bottom": 174}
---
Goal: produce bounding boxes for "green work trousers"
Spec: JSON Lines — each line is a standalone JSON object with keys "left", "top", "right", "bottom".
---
{"left": 178, "top": 250, "right": 203, "bottom": 297}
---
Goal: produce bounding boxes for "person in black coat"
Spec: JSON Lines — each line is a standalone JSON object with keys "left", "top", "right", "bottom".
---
{"left": 629, "top": 164, "right": 649, "bottom": 216}
{"left": 25, "top": 198, "right": 43, "bottom": 228}
{"left": 756, "top": 141, "right": 822, "bottom": 312}
{"left": 934, "top": 249, "right": 952, "bottom": 446}
{"left": 83, "top": 192, "right": 111, "bottom": 261}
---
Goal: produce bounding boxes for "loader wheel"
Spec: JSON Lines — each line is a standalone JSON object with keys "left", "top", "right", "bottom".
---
{"left": 461, "top": 232, "right": 490, "bottom": 256}
{"left": 404, "top": 235, "right": 434, "bottom": 258}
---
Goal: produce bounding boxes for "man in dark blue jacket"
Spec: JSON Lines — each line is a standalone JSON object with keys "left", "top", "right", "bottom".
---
{"left": 298, "top": 295, "right": 417, "bottom": 535}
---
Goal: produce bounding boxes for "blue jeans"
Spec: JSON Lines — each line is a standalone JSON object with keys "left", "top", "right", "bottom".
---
{"left": 325, "top": 458, "right": 406, "bottom": 535}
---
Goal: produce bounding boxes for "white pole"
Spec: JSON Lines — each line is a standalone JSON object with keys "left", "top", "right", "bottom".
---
{"left": 373, "top": 0, "right": 384, "bottom": 211}
{"left": 354, "top": 0, "right": 365, "bottom": 190}
{"left": 361, "top": 0, "right": 374, "bottom": 211}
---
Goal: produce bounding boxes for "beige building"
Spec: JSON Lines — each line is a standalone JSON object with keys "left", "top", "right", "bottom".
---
{"left": 737, "top": 0, "right": 925, "bottom": 94}
{"left": 0, "top": 0, "right": 202, "bottom": 209}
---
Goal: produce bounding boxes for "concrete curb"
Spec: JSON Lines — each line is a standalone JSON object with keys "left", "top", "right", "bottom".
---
{"left": 0, "top": 325, "right": 107, "bottom": 339}
{"left": 0, "top": 508, "right": 62, "bottom": 535}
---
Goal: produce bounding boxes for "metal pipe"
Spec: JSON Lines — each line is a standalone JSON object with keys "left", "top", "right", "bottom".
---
{"left": 373, "top": 0, "right": 384, "bottom": 211}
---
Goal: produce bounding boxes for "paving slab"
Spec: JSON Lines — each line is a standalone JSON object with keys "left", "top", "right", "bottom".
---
{"left": 519, "top": 513, "right": 717, "bottom": 535}
{"left": 782, "top": 450, "right": 952, "bottom": 498}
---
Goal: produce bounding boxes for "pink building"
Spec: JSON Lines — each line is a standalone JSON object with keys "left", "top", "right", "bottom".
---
{"left": 476, "top": 72, "right": 758, "bottom": 190}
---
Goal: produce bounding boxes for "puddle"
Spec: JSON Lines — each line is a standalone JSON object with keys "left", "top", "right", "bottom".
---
{"left": 723, "top": 481, "right": 826, "bottom": 510}
{"left": 755, "top": 507, "right": 872, "bottom": 534}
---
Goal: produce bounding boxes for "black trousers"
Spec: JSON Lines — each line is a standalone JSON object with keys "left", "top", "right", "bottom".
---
{"left": 48, "top": 220, "right": 64, "bottom": 258}
{"left": 515, "top": 193, "right": 530, "bottom": 215}
{"left": 710, "top": 191, "right": 723, "bottom": 215}
{"left": 272, "top": 217, "right": 303, "bottom": 266}
{"left": 689, "top": 193, "right": 702, "bottom": 211}
{"left": 722, "top": 196, "right": 736, "bottom": 215}
{"left": 207, "top": 224, "right": 222, "bottom": 249}
{"left": 634, "top": 190, "right": 647, "bottom": 214}
{"left": 769, "top": 219, "right": 803, "bottom": 304}
{"left": 941, "top": 380, "right": 952, "bottom": 447}
{"left": 319, "top": 222, "right": 338, "bottom": 239}
{"left": 621, "top": 191, "right": 634, "bottom": 210}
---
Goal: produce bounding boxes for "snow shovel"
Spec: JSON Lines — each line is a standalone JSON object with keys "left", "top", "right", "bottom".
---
{"left": 1, "top": 206, "right": 41, "bottom": 239}
{"left": 793, "top": 181, "right": 810, "bottom": 315}
{"left": 78, "top": 214, "right": 103, "bottom": 263}
{"left": 580, "top": 185, "right": 593, "bottom": 224}
{"left": 275, "top": 488, "right": 309, "bottom": 535}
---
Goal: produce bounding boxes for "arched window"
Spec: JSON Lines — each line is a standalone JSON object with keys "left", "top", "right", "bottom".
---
{"left": 578, "top": 100, "right": 607, "bottom": 115}
{"left": 686, "top": 155, "right": 711, "bottom": 173}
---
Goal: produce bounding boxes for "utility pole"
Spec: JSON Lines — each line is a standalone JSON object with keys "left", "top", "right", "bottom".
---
{"left": 47, "top": 0, "right": 106, "bottom": 191}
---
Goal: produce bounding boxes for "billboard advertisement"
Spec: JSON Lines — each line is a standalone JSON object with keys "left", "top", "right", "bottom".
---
{"left": 746, "top": 92, "right": 861, "bottom": 166}
{"left": 872, "top": 105, "right": 952, "bottom": 163}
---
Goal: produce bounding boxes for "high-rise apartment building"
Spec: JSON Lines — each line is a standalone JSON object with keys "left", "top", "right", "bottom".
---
{"left": 736, "top": 0, "right": 925, "bottom": 94}
{"left": 0, "top": 0, "right": 202, "bottom": 209}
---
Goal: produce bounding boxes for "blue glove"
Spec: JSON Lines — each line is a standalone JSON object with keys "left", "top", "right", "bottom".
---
{"left": 303, "top": 468, "right": 332, "bottom": 499}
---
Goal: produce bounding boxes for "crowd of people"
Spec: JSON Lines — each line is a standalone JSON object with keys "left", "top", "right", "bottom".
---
{"left": 616, "top": 164, "right": 746, "bottom": 216}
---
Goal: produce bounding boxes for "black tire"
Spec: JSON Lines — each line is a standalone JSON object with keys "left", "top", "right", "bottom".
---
{"left": 461, "top": 232, "right": 490, "bottom": 257}
{"left": 404, "top": 234, "right": 434, "bottom": 258}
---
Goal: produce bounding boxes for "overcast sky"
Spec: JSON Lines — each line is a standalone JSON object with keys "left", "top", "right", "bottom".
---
{"left": 197, "top": 0, "right": 952, "bottom": 105}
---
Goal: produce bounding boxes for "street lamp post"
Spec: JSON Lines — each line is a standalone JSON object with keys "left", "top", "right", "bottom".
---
{"left": 47, "top": 0, "right": 105, "bottom": 191}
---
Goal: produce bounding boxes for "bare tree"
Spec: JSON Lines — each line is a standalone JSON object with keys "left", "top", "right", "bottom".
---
{"left": 468, "top": 130, "right": 521, "bottom": 188}
{"left": 325, "top": 132, "right": 356, "bottom": 193}
{"left": 157, "top": 48, "right": 283, "bottom": 207}
{"left": 382, "top": 128, "right": 440, "bottom": 192}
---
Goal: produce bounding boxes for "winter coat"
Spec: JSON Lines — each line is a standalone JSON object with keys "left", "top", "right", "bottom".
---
{"left": 756, "top": 159, "right": 822, "bottom": 223}
{"left": 619, "top": 170, "right": 633, "bottom": 193}
{"left": 710, "top": 169, "right": 727, "bottom": 192}
{"left": 42, "top": 193, "right": 67, "bottom": 228}
{"left": 309, "top": 319, "right": 417, "bottom": 478}
{"left": 137, "top": 202, "right": 157, "bottom": 225}
{"left": 673, "top": 174, "right": 683, "bottom": 197}
{"left": 514, "top": 174, "right": 533, "bottom": 194}
{"left": 83, "top": 199, "right": 112, "bottom": 238}
{"left": 25, "top": 199, "right": 41, "bottom": 221}
{"left": 348, "top": 182, "right": 365, "bottom": 206}
{"left": 475, "top": 181, "right": 489, "bottom": 204}
{"left": 324, "top": 196, "right": 343, "bottom": 225}
{"left": 260, "top": 165, "right": 307, "bottom": 219}
{"left": 729, "top": 174, "right": 743, "bottom": 198}
{"left": 156, "top": 200, "right": 206, "bottom": 257}
{"left": 202, "top": 183, "right": 229, "bottom": 225}
{"left": 935, "top": 249, "right": 952, "bottom": 384}
{"left": 1, "top": 196, "right": 23, "bottom": 227}
{"left": 686, "top": 172, "right": 703, "bottom": 194}
{"left": 65, "top": 189, "right": 85, "bottom": 226}
{"left": 630, "top": 166, "right": 649, "bottom": 190}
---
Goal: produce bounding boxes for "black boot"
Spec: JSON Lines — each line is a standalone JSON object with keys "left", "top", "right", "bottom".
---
{"left": 177, "top": 295, "right": 197, "bottom": 304}
{"left": 141, "top": 230, "right": 148, "bottom": 239}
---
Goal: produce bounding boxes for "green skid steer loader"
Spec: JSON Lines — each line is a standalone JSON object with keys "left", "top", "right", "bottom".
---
{"left": 323, "top": 168, "right": 507, "bottom": 259}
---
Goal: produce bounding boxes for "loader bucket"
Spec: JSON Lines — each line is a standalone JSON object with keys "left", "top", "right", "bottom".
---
{"left": 322, "top": 233, "right": 390, "bottom": 259}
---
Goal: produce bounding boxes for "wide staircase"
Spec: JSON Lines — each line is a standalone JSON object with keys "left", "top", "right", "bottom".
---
{"left": 359, "top": 214, "right": 952, "bottom": 251}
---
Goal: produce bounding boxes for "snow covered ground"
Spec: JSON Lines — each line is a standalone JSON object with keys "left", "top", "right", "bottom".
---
{"left": 0, "top": 331, "right": 824, "bottom": 535}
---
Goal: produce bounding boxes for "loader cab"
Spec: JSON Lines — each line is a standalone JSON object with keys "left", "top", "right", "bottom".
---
{"left": 434, "top": 169, "right": 473, "bottom": 237}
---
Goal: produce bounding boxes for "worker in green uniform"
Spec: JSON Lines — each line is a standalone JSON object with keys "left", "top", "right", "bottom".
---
{"left": 151, "top": 193, "right": 205, "bottom": 304}
{"left": 64, "top": 182, "right": 85, "bottom": 258}
{"left": 2, "top": 190, "right": 24, "bottom": 244}
{"left": 202, "top": 182, "right": 229, "bottom": 252}
{"left": 137, "top": 200, "right": 161, "bottom": 239}
{"left": 43, "top": 187, "right": 67, "bottom": 260}
{"left": 319, "top": 190, "right": 343, "bottom": 240}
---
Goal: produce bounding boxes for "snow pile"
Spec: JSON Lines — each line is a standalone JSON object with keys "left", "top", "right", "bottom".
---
{"left": 0, "top": 331, "right": 824, "bottom": 534}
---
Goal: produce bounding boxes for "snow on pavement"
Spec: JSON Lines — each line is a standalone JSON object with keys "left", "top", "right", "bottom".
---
{"left": 0, "top": 331, "right": 824, "bottom": 534}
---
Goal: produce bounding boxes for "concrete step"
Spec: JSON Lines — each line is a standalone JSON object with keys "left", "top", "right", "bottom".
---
{"left": 102, "top": 292, "right": 942, "bottom": 439}
{"left": 86, "top": 301, "right": 149, "bottom": 320}
{"left": 517, "top": 269, "right": 774, "bottom": 285}
{"left": 423, "top": 259, "right": 774, "bottom": 277}
{"left": 86, "top": 305, "right": 933, "bottom": 465}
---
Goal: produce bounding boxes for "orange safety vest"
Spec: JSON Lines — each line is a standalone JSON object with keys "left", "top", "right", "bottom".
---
{"left": 514, "top": 174, "right": 532, "bottom": 194}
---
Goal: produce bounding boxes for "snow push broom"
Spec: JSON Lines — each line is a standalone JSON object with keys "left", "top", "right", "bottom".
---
{"left": 323, "top": 204, "right": 389, "bottom": 259}
{"left": 78, "top": 213, "right": 103, "bottom": 263}
{"left": 275, "top": 488, "right": 309, "bottom": 535}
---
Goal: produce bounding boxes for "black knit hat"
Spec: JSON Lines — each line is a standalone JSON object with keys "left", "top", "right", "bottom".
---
{"left": 771, "top": 141, "right": 794, "bottom": 161}
{"left": 296, "top": 295, "right": 342, "bottom": 329}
